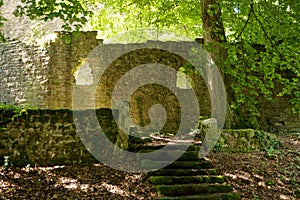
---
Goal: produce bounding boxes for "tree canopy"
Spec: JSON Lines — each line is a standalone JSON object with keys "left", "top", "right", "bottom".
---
{"left": 1, "top": 0, "right": 299, "bottom": 128}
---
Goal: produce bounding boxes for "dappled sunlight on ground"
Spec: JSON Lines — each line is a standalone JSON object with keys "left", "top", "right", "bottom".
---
{"left": 1, "top": 133, "right": 299, "bottom": 199}
{"left": 208, "top": 133, "right": 300, "bottom": 199}
{"left": 0, "top": 164, "right": 158, "bottom": 199}
{"left": 100, "top": 182, "right": 130, "bottom": 197}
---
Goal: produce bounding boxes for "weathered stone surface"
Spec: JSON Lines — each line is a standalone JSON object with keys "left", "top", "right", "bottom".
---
{"left": 216, "top": 129, "right": 281, "bottom": 153}
{"left": 0, "top": 31, "right": 299, "bottom": 133}
{"left": 199, "top": 118, "right": 219, "bottom": 142}
{"left": 0, "top": 108, "right": 121, "bottom": 166}
{"left": 198, "top": 120, "right": 281, "bottom": 153}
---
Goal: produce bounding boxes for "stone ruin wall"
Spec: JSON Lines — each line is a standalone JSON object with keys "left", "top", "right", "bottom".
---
{"left": 0, "top": 31, "right": 299, "bottom": 134}
{"left": 0, "top": 39, "right": 50, "bottom": 107}
{"left": 0, "top": 108, "right": 120, "bottom": 166}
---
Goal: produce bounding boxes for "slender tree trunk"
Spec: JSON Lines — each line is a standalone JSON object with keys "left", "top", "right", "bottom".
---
{"left": 201, "top": 0, "right": 233, "bottom": 128}
{"left": 201, "top": 0, "right": 227, "bottom": 62}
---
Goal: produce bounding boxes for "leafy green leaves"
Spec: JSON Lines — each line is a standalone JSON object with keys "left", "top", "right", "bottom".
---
{"left": 89, "top": 0, "right": 202, "bottom": 39}
{"left": 221, "top": 0, "right": 300, "bottom": 127}
{"left": 0, "top": 0, "right": 298, "bottom": 128}
{"left": 13, "top": 0, "right": 92, "bottom": 31}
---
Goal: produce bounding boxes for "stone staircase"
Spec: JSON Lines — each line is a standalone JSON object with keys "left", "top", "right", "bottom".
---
{"left": 132, "top": 141, "right": 240, "bottom": 200}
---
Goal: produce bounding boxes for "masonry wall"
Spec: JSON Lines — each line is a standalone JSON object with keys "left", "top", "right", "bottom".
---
{"left": 258, "top": 97, "right": 300, "bottom": 133}
{"left": 45, "top": 31, "right": 103, "bottom": 109}
{"left": 75, "top": 42, "right": 211, "bottom": 133}
{"left": 0, "top": 31, "right": 299, "bottom": 133}
{"left": 0, "top": 39, "right": 50, "bottom": 107}
{"left": 0, "top": 108, "right": 119, "bottom": 166}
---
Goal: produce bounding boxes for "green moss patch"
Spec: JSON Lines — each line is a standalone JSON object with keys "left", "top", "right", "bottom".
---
{"left": 215, "top": 129, "right": 282, "bottom": 153}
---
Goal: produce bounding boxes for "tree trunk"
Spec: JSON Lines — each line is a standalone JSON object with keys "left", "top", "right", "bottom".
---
{"left": 200, "top": 0, "right": 233, "bottom": 128}
{"left": 201, "top": 0, "right": 227, "bottom": 62}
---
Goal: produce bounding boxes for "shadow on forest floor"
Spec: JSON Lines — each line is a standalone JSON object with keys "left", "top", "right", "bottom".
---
{"left": 0, "top": 133, "right": 299, "bottom": 199}
{"left": 208, "top": 133, "right": 300, "bottom": 200}
{"left": 0, "top": 163, "right": 158, "bottom": 199}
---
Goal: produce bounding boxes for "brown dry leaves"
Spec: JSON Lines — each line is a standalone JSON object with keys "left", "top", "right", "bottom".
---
{"left": 0, "top": 164, "right": 158, "bottom": 199}
{"left": 208, "top": 134, "right": 300, "bottom": 200}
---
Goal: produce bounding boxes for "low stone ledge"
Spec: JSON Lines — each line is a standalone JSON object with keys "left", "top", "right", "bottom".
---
{"left": 0, "top": 108, "right": 120, "bottom": 167}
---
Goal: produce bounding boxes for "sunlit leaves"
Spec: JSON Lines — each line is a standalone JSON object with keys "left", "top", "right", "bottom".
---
{"left": 13, "top": 0, "right": 92, "bottom": 31}
{"left": 89, "top": 0, "right": 202, "bottom": 39}
{"left": 220, "top": 0, "right": 300, "bottom": 127}
{"left": 3, "top": 0, "right": 299, "bottom": 126}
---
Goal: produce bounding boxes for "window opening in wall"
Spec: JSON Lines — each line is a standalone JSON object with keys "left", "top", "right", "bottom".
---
{"left": 176, "top": 67, "right": 192, "bottom": 89}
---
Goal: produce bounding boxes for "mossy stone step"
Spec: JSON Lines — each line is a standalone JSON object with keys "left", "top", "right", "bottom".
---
{"left": 165, "top": 161, "right": 213, "bottom": 169}
{"left": 150, "top": 175, "right": 225, "bottom": 185}
{"left": 129, "top": 144, "right": 166, "bottom": 152}
{"left": 137, "top": 151, "right": 177, "bottom": 162}
{"left": 159, "top": 192, "right": 241, "bottom": 200}
{"left": 130, "top": 144, "right": 201, "bottom": 152}
{"left": 155, "top": 184, "right": 233, "bottom": 196}
{"left": 148, "top": 169, "right": 220, "bottom": 176}
{"left": 176, "top": 151, "right": 200, "bottom": 161}
{"left": 137, "top": 150, "right": 200, "bottom": 162}
{"left": 141, "top": 160, "right": 213, "bottom": 170}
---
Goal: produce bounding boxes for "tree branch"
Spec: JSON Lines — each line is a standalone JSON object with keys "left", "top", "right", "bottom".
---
{"left": 234, "top": 1, "right": 253, "bottom": 41}
{"left": 252, "top": 9, "right": 297, "bottom": 69}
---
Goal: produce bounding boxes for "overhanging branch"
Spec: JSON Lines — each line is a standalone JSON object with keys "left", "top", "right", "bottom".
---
{"left": 234, "top": 1, "right": 254, "bottom": 41}
{"left": 252, "top": 8, "right": 297, "bottom": 69}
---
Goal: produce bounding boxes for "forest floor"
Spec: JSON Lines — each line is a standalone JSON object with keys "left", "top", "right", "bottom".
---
{"left": 208, "top": 132, "right": 300, "bottom": 200}
{"left": 0, "top": 133, "right": 299, "bottom": 199}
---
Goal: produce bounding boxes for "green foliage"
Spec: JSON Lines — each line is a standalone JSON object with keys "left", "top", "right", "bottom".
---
{"left": 221, "top": 0, "right": 300, "bottom": 127}
{"left": 296, "top": 188, "right": 300, "bottom": 198}
{"left": 3, "top": 156, "right": 9, "bottom": 171}
{"left": 87, "top": 0, "right": 299, "bottom": 127}
{"left": 264, "top": 146, "right": 281, "bottom": 159}
{"left": 199, "top": 115, "right": 209, "bottom": 122}
{"left": 252, "top": 194, "right": 259, "bottom": 200}
{"left": 0, "top": 0, "right": 298, "bottom": 128}
{"left": 61, "top": 34, "right": 72, "bottom": 44}
{"left": 254, "top": 130, "right": 282, "bottom": 158}
{"left": 291, "top": 132, "right": 300, "bottom": 140}
{"left": 213, "top": 142, "right": 221, "bottom": 153}
{"left": 13, "top": 0, "right": 92, "bottom": 31}
{"left": 265, "top": 180, "right": 274, "bottom": 186}
{"left": 254, "top": 130, "right": 281, "bottom": 149}
{"left": 0, "top": 103, "right": 38, "bottom": 122}
{"left": 89, "top": 0, "right": 202, "bottom": 40}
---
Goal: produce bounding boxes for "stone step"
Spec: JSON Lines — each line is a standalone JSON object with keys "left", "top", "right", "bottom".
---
{"left": 165, "top": 161, "right": 213, "bottom": 169}
{"left": 149, "top": 175, "right": 225, "bottom": 185}
{"left": 176, "top": 151, "right": 200, "bottom": 161}
{"left": 131, "top": 144, "right": 201, "bottom": 152}
{"left": 137, "top": 150, "right": 200, "bottom": 162}
{"left": 148, "top": 169, "right": 220, "bottom": 176}
{"left": 159, "top": 192, "right": 241, "bottom": 200}
{"left": 155, "top": 184, "right": 233, "bottom": 197}
{"left": 141, "top": 160, "right": 213, "bottom": 170}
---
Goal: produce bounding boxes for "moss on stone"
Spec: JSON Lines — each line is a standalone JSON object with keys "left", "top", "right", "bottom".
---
{"left": 166, "top": 161, "right": 213, "bottom": 169}
{"left": 150, "top": 175, "right": 225, "bottom": 185}
{"left": 215, "top": 129, "right": 281, "bottom": 153}
{"left": 155, "top": 184, "right": 233, "bottom": 196}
